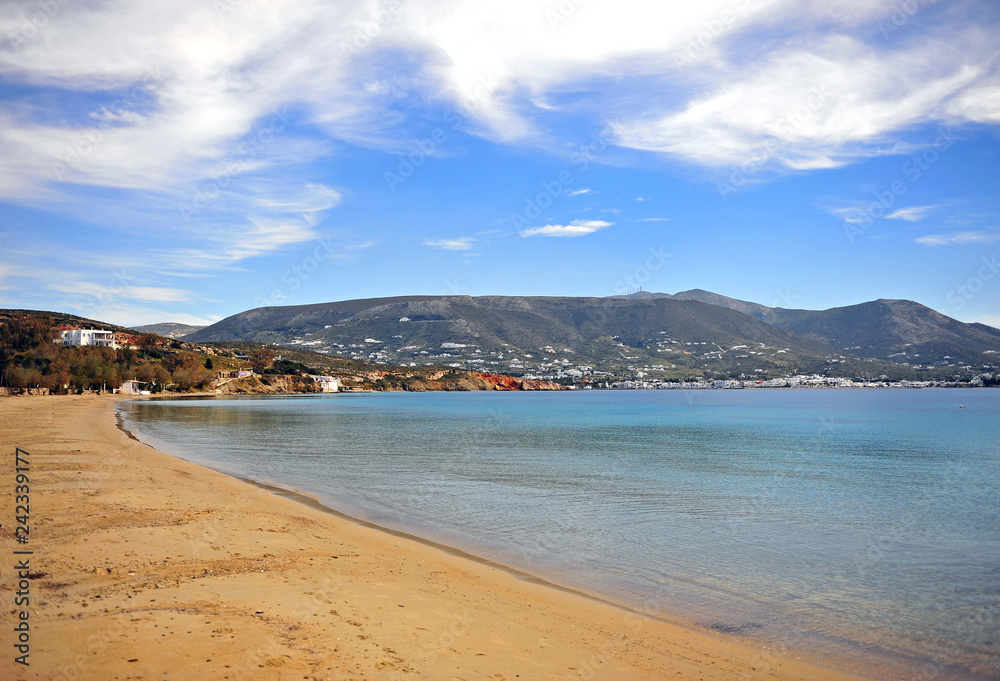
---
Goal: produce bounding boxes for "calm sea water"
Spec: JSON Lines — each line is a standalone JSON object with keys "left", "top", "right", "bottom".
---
{"left": 117, "top": 389, "right": 1000, "bottom": 680}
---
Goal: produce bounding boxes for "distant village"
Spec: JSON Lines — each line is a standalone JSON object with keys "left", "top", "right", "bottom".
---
{"left": 281, "top": 327, "right": 997, "bottom": 389}
{"left": 603, "top": 376, "right": 988, "bottom": 390}
{"left": 31, "top": 326, "right": 993, "bottom": 394}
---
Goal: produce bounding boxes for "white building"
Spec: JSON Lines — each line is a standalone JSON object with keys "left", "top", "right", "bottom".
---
{"left": 60, "top": 329, "right": 118, "bottom": 348}
{"left": 310, "top": 375, "right": 340, "bottom": 392}
{"left": 118, "top": 380, "right": 150, "bottom": 395}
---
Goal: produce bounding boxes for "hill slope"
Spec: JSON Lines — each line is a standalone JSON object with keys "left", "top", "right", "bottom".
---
{"left": 132, "top": 322, "right": 206, "bottom": 338}
{"left": 767, "top": 299, "right": 1000, "bottom": 366}
{"left": 185, "top": 295, "right": 936, "bottom": 381}
{"left": 0, "top": 309, "right": 563, "bottom": 393}
{"left": 666, "top": 291, "right": 1000, "bottom": 368}
{"left": 668, "top": 289, "right": 775, "bottom": 321}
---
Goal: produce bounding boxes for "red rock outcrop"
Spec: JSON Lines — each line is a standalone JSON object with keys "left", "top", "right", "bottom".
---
{"left": 473, "top": 372, "right": 567, "bottom": 391}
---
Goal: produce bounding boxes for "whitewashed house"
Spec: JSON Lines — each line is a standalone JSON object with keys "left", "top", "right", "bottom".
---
{"left": 310, "top": 375, "right": 340, "bottom": 392}
{"left": 60, "top": 329, "right": 119, "bottom": 348}
{"left": 118, "top": 379, "right": 150, "bottom": 395}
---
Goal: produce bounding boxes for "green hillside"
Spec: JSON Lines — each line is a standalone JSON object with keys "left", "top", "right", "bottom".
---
{"left": 183, "top": 295, "right": 987, "bottom": 382}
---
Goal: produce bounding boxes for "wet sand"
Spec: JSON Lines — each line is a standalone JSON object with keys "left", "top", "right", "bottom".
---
{"left": 0, "top": 394, "right": 876, "bottom": 680}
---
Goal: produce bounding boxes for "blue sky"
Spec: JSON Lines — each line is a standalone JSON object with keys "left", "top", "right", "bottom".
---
{"left": 0, "top": 0, "right": 998, "bottom": 328}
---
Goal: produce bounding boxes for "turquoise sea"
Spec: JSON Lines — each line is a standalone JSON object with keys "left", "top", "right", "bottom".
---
{"left": 117, "top": 389, "right": 1000, "bottom": 680}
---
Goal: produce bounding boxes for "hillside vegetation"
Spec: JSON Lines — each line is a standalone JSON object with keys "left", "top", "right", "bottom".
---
{"left": 0, "top": 310, "right": 562, "bottom": 394}
{"left": 182, "top": 294, "right": 1000, "bottom": 382}
{"left": 668, "top": 290, "right": 1000, "bottom": 366}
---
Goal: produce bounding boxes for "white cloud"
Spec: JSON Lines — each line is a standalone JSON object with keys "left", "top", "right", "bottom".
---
{"left": 1, "top": 0, "right": 997, "bottom": 206}
{"left": 423, "top": 237, "right": 475, "bottom": 250}
{"left": 520, "top": 220, "right": 612, "bottom": 238}
{"left": 0, "top": 256, "right": 200, "bottom": 321}
{"left": 886, "top": 205, "right": 941, "bottom": 222}
{"left": 613, "top": 32, "right": 988, "bottom": 169}
{"left": 0, "top": 0, "right": 376, "bottom": 200}
{"left": 377, "top": 0, "right": 1000, "bottom": 168}
{"left": 393, "top": 0, "right": 793, "bottom": 141}
{"left": 637, "top": 217, "right": 671, "bottom": 222}
{"left": 828, "top": 205, "right": 872, "bottom": 225}
{"left": 254, "top": 184, "right": 342, "bottom": 222}
{"left": 945, "top": 83, "right": 1000, "bottom": 124}
{"left": 223, "top": 219, "right": 321, "bottom": 261}
{"left": 70, "top": 302, "right": 218, "bottom": 328}
{"left": 115, "top": 286, "right": 191, "bottom": 303}
{"left": 914, "top": 230, "right": 1000, "bottom": 246}
{"left": 567, "top": 188, "right": 592, "bottom": 197}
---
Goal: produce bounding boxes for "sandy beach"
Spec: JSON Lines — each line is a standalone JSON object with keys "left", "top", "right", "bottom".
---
{"left": 0, "top": 394, "right": 875, "bottom": 681}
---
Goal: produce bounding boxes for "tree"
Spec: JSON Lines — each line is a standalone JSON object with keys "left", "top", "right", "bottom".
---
{"left": 0, "top": 315, "right": 54, "bottom": 363}
{"left": 96, "top": 364, "right": 121, "bottom": 391}
{"left": 171, "top": 365, "right": 213, "bottom": 390}
{"left": 118, "top": 345, "right": 137, "bottom": 366}
{"left": 152, "top": 364, "right": 171, "bottom": 388}
{"left": 6, "top": 366, "right": 41, "bottom": 390}
{"left": 160, "top": 352, "right": 214, "bottom": 390}
{"left": 137, "top": 333, "right": 159, "bottom": 359}
{"left": 250, "top": 348, "right": 275, "bottom": 374}
{"left": 41, "top": 357, "right": 71, "bottom": 393}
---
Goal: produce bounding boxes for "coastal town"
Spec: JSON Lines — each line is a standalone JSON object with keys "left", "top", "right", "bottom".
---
{"left": 280, "top": 329, "right": 997, "bottom": 389}
{"left": 151, "top": 293, "right": 999, "bottom": 388}
{"left": 2, "top": 314, "right": 995, "bottom": 396}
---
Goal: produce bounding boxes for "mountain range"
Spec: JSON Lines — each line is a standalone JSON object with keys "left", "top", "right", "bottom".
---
{"left": 665, "top": 290, "right": 1000, "bottom": 367}
{"left": 131, "top": 322, "right": 206, "bottom": 338}
{"left": 177, "top": 292, "right": 1000, "bottom": 382}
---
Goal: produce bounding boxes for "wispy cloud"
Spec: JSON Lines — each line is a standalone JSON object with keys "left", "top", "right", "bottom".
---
{"left": 0, "top": 255, "right": 203, "bottom": 325}
{"left": 613, "top": 28, "right": 994, "bottom": 169}
{"left": 223, "top": 220, "right": 322, "bottom": 261}
{"left": 887, "top": 205, "right": 941, "bottom": 222}
{"left": 1, "top": 0, "right": 997, "bottom": 204}
{"left": 637, "top": 217, "right": 671, "bottom": 222}
{"left": 0, "top": 1, "right": 371, "bottom": 196}
{"left": 520, "top": 220, "right": 612, "bottom": 238}
{"left": 49, "top": 282, "right": 192, "bottom": 303}
{"left": 828, "top": 205, "right": 871, "bottom": 225}
{"left": 423, "top": 237, "right": 475, "bottom": 250}
{"left": 915, "top": 230, "right": 1000, "bottom": 246}
{"left": 254, "top": 184, "right": 343, "bottom": 227}
{"left": 567, "top": 188, "right": 593, "bottom": 197}
{"left": 71, "top": 302, "right": 218, "bottom": 328}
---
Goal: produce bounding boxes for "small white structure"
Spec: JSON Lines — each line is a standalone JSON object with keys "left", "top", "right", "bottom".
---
{"left": 310, "top": 375, "right": 340, "bottom": 392}
{"left": 60, "top": 329, "right": 118, "bottom": 348}
{"left": 118, "top": 379, "right": 150, "bottom": 395}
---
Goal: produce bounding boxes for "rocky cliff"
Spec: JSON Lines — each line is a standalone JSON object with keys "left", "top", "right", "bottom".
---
{"left": 211, "top": 371, "right": 566, "bottom": 395}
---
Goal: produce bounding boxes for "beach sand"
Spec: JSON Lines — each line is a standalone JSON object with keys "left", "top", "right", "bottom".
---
{"left": 0, "top": 395, "right": 875, "bottom": 681}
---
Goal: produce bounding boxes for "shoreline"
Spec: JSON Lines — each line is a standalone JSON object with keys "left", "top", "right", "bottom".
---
{"left": 3, "top": 380, "right": 997, "bottom": 401}
{"left": 115, "top": 399, "right": 748, "bottom": 644}
{"left": 116, "top": 414, "right": 657, "bottom": 626}
{"left": 2, "top": 394, "right": 882, "bottom": 680}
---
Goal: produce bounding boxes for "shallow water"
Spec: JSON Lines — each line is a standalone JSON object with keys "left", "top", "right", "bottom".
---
{"left": 118, "top": 389, "right": 1000, "bottom": 680}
